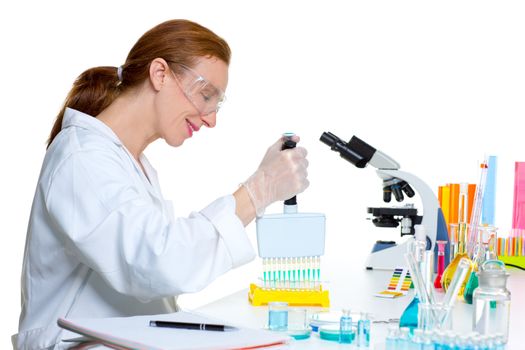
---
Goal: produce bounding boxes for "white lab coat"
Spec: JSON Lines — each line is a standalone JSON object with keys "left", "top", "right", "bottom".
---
{"left": 13, "top": 108, "right": 256, "bottom": 350}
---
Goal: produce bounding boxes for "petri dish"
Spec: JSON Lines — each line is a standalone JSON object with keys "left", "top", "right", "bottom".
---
{"left": 318, "top": 324, "right": 356, "bottom": 342}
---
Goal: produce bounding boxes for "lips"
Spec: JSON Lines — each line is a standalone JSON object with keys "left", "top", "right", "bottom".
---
{"left": 186, "top": 120, "right": 200, "bottom": 137}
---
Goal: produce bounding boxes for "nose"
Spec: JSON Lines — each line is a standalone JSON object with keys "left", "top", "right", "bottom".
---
{"left": 201, "top": 111, "right": 217, "bottom": 128}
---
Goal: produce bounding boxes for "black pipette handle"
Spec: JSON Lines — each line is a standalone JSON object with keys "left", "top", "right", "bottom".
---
{"left": 281, "top": 139, "right": 297, "bottom": 206}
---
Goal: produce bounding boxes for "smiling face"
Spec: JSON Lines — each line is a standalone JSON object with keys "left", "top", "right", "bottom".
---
{"left": 153, "top": 57, "right": 229, "bottom": 147}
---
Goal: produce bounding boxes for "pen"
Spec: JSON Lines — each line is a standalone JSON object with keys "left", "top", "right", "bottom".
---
{"left": 149, "top": 320, "right": 237, "bottom": 332}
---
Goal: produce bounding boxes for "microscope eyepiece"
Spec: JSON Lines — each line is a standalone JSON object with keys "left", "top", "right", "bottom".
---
{"left": 319, "top": 132, "right": 340, "bottom": 147}
{"left": 320, "top": 132, "right": 376, "bottom": 168}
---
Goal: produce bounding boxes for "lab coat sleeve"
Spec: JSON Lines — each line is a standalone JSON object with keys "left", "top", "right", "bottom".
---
{"left": 45, "top": 148, "right": 255, "bottom": 301}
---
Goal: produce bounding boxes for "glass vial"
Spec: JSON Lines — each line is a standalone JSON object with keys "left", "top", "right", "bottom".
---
{"left": 357, "top": 312, "right": 370, "bottom": 347}
{"left": 339, "top": 309, "right": 353, "bottom": 344}
{"left": 385, "top": 325, "right": 399, "bottom": 350}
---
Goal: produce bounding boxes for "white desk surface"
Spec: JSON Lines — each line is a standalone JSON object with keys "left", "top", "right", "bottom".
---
{"left": 196, "top": 268, "right": 525, "bottom": 350}
{"left": 75, "top": 268, "right": 524, "bottom": 349}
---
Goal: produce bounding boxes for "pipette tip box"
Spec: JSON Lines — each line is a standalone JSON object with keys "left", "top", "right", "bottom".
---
{"left": 248, "top": 283, "right": 330, "bottom": 307}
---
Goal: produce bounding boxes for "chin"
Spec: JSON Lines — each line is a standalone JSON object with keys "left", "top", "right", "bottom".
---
{"left": 165, "top": 137, "right": 184, "bottom": 147}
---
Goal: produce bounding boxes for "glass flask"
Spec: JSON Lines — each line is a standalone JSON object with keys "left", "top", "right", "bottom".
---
{"left": 400, "top": 295, "right": 420, "bottom": 331}
{"left": 464, "top": 226, "right": 498, "bottom": 304}
{"left": 400, "top": 234, "right": 428, "bottom": 331}
{"left": 434, "top": 240, "right": 447, "bottom": 289}
{"left": 473, "top": 260, "right": 511, "bottom": 342}
{"left": 442, "top": 223, "right": 472, "bottom": 295}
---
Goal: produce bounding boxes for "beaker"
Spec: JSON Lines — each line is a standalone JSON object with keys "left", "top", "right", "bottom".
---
{"left": 418, "top": 302, "right": 452, "bottom": 331}
{"left": 286, "top": 308, "right": 310, "bottom": 340}
{"left": 473, "top": 260, "right": 511, "bottom": 342}
{"left": 268, "top": 301, "right": 288, "bottom": 331}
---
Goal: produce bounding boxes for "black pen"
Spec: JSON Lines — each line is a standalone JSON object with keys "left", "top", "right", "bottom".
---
{"left": 149, "top": 320, "right": 237, "bottom": 332}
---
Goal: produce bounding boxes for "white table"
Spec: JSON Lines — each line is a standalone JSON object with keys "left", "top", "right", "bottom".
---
{"left": 196, "top": 268, "right": 525, "bottom": 349}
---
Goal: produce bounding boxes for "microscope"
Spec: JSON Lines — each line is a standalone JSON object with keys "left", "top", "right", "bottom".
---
{"left": 320, "top": 132, "right": 449, "bottom": 270}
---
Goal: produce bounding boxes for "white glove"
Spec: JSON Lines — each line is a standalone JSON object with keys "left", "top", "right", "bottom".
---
{"left": 243, "top": 136, "right": 309, "bottom": 216}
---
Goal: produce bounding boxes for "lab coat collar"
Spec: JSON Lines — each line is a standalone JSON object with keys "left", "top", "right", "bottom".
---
{"left": 62, "top": 107, "right": 123, "bottom": 146}
{"left": 61, "top": 108, "right": 164, "bottom": 200}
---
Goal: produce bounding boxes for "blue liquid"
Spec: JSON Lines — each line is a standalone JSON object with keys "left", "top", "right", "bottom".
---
{"left": 399, "top": 295, "right": 420, "bottom": 331}
{"left": 268, "top": 310, "right": 288, "bottom": 331}
{"left": 339, "top": 315, "right": 353, "bottom": 344}
{"left": 357, "top": 319, "right": 370, "bottom": 347}
{"left": 464, "top": 271, "right": 478, "bottom": 304}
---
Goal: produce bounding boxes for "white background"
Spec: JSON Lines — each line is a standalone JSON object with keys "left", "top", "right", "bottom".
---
{"left": 1, "top": 1, "right": 524, "bottom": 348}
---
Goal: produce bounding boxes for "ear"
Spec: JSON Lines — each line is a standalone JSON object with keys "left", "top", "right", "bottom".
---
{"left": 149, "top": 58, "right": 170, "bottom": 92}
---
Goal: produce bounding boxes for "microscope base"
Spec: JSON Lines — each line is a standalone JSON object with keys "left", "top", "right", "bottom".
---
{"left": 365, "top": 240, "right": 411, "bottom": 270}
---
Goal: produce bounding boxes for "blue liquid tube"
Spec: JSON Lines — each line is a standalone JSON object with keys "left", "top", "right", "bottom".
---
{"left": 357, "top": 312, "right": 370, "bottom": 347}
{"left": 339, "top": 309, "right": 353, "bottom": 344}
{"left": 421, "top": 331, "right": 435, "bottom": 350}
{"left": 411, "top": 329, "right": 425, "bottom": 350}
{"left": 397, "top": 327, "right": 410, "bottom": 350}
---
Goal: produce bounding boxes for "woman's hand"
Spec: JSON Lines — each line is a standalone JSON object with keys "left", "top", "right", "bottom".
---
{"left": 243, "top": 135, "right": 309, "bottom": 216}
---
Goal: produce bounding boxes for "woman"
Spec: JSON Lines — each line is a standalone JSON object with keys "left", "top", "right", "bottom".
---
{"left": 13, "top": 19, "right": 308, "bottom": 349}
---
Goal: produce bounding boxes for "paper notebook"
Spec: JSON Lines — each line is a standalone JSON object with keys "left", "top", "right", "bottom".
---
{"left": 58, "top": 310, "right": 289, "bottom": 350}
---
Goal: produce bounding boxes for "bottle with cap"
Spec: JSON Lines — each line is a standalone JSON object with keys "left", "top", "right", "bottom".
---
{"left": 339, "top": 309, "right": 353, "bottom": 344}
{"left": 473, "top": 260, "right": 511, "bottom": 342}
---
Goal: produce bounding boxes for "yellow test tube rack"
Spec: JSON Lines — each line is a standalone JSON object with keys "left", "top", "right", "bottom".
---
{"left": 248, "top": 283, "right": 330, "bottom": 307}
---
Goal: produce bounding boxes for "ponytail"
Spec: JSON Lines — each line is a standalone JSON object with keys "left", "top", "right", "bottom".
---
{"left": 47, "top": 66, "right": 121, "bottom": 148}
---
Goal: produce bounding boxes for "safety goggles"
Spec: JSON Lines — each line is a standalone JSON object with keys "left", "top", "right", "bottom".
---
{"left": 171, "top": 63, "right": 226, "bottom": 115}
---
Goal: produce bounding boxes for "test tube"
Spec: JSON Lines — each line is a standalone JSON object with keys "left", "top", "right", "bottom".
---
{"left": 404, "top": 252, "right": 432, "bottom": 304}
{"left": 422, "top": 250, "right": 436, "bottom": 303}
{"left": 467, "top": 160, "right": 489, "bottom": 257}
{"left": 439, "top": 258, "right": 470, "bottom": 327}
